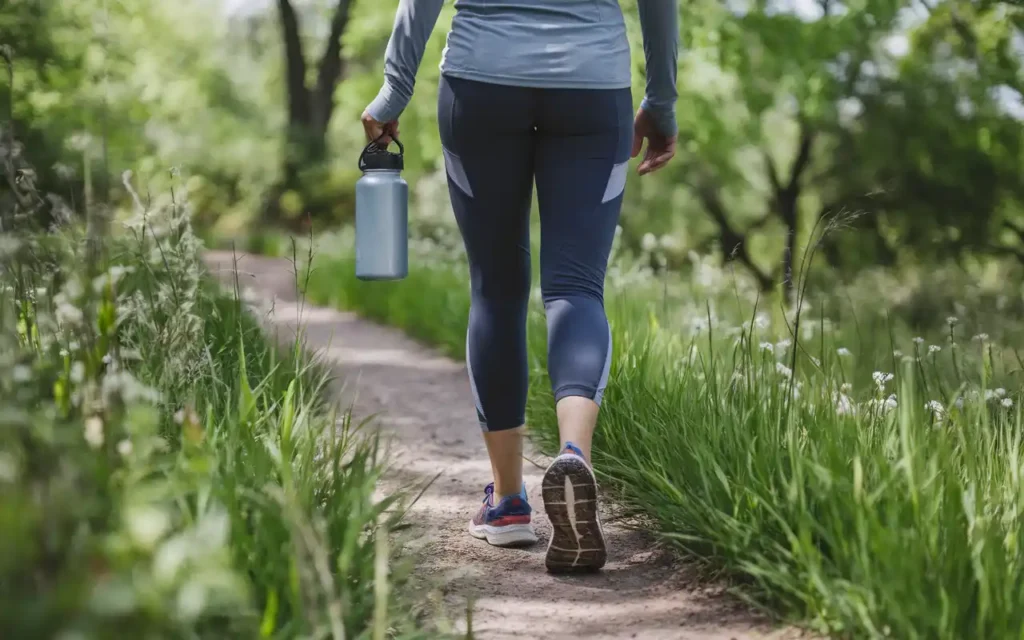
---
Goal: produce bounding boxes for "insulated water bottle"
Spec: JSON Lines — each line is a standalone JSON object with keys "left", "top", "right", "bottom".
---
{"left": 355, "top": 135, "right": 408, "bottom": 280}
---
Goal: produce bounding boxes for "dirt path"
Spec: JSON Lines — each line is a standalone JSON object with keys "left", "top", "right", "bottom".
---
{"left": 204, "top": 251, "right": 802, "bottom": 640}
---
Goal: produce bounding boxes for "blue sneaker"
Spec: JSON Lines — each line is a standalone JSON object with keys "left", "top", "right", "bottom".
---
{"left": 542, "top": 442, "right": 607, "bottom": 573}
{"left": 468, "top": 482, "right": 538, "bottom": 547}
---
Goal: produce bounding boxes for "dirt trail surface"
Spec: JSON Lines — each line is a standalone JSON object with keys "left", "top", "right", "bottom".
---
{"left": 203, "top": 251, "right": 803, "bottom": 640}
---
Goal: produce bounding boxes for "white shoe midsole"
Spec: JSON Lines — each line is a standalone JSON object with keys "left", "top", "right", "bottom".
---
{"left": 468, "top": 521, "right": 538, "bottom": 545}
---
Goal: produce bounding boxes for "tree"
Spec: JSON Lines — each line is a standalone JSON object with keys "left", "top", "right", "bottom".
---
{"left": 637, "top": 0, "right": 1022, "bottom": 300}
{"left": 265, "top": 0, "right": 357, "bottom": 224}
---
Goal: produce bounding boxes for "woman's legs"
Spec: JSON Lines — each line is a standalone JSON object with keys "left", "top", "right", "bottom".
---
{"left": 534, "top": 85, "right": 635, "bottom": 571}
{"left": 438, "top": 75, "right": 536, "bottom": 505}
{"left": 438, "top": 73, "right": 633, "bottom": 562}
{"left": 535, "top": 86, "right": 633, "bottom": 457}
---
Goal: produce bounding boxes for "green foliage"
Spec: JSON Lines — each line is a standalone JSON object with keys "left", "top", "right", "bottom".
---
{"left": 298, "top": 233, "right": 1024, "bottom": 639}
{"left": 1, "top": 0, "right": 280, "bottom": 223}
{"left": 5, "top": 0, "right": 1023, "bottom": 285}
{"left": 0, "top": 152, "right": 437, "bottom": 638}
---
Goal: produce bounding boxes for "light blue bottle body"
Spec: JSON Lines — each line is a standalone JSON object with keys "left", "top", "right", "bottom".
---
{"left": 355, "top": 168, "right": 408, "bottom": 280}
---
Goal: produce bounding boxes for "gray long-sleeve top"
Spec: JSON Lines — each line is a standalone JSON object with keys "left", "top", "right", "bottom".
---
{"left": 365, "top": 0, "right": 680, "bottom": 137}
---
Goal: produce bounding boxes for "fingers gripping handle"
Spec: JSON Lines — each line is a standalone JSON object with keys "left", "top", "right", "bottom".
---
{"left": 358, "top": 133, "right": 405, "bottom": 172}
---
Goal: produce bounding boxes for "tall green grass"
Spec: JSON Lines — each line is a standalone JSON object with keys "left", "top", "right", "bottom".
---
{"left": 0, "top": 181, "right": 439, "bottom": 637}
{"left": 298, "top": 230, "right": 1023, "bottom": 639}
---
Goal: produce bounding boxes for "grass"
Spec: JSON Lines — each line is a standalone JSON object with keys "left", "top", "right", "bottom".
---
{"left": 294, "top": 227, "right": 1024, "bottom": 640}
{"left": 0, "top": 176, "right": 443, "bottom": 638}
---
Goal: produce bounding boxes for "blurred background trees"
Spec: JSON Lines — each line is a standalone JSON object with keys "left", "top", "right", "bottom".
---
{"left": 2, "top": 0, "right": 1022, "bottom": 294}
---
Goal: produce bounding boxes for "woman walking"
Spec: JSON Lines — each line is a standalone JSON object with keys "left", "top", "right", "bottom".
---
{"left": 362, "top": 0, "right": 679, "bottom": 573}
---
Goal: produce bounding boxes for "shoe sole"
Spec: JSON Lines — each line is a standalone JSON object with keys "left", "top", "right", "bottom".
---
{"left": 542, "top": 453, "right": 607, "bottom": 573}
{"left": 468, "top": 522, "right": 538, "bottom": 547}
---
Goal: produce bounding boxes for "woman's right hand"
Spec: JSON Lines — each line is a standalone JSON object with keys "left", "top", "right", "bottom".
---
{"left": 361, "top": 109, "right": 400, "bottom": 146}
{"left": 631, "top": 108, "right": 677, "bottom": 176}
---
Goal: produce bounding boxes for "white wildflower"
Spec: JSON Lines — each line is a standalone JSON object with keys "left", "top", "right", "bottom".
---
{"left": 840, "top": 382, "right": 852, "bottom": 394}
{"left": 0, "top": 234, "right": 21, "bottom": 258}
{"left": 837, "top": 347, "right": 851, "bottom": 357}
{"left": 776, "top": 362, "right": 793, "bottom": 378}
{"left": 867, "top": 393, "right": 899, "bottom": 414}
{"left": 985, "top": 389, "right": 996, "bottom": 401}
{"left": 84, "top": 416, "right": 104, "bottom": 449}
{"left": 973, "top": 333, "right": 989, "bottom": 342}
{"left": 117, "top": 439, "right": 133, "bottom": 457}
{"left": 63, "top": 278, "right": 83, "bottom": 299}
{"left": 775, "top": 338, "right": 792, "bottom": 353}
{"left": 754, "top": 313, "right": 770, "bottom": 330}
{"left": 659, "top": 234, "right": 681, "bottom": 251}
{"left": 925, "top": 400, "right": 944, "bottom": 417}
{"left": 70, "top": 361, "right": 85, "bottom": 384}
{"left": 641, "top": 232, "right": 658, "bottom": 252}
{"left": 893, "top": 350, "right": 903, "bottom": 358}
{"left": 102, "top": 371, "right": 161, "bottom": 405}
{"left": 125, "top": 505, "right": 170, "bottom": 550}
{"left": 1003, "top": 398, "right": 1015, "bottom": 408}
{"left": 872, "top": 371, "right": 894, "bottom": 390}
{"left": 56, "top": 301, "right": 84, "bottom": 326}
{"left": 835, "top": 393, "right": 854, "bottom": 416}
{"left": 92, "top": 265, "right": 133, "bottom": 293}
{"left": 995, "top": 388, "right": 1007, "bottom": 398}
{"left": 946, "top": 316, "right": 959, "bottom": 327}
{"left": 928, "top": 345, "right": 941, "bottom": 354}
{"left": 913, "top": 337, "right": 925, "bottom": 345}
{"left": 759, "top": 342, "right": 774, "bottom": 353}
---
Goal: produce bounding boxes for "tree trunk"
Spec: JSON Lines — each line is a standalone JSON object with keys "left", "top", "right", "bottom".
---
{"left": 265, "top": 0, "right": 355, "bottom": 226}
{"left": 765, "top": 123, "right": 815, "bottom": 307}
{"left": 781, "top": 205, "right": 798, "bottom": 303}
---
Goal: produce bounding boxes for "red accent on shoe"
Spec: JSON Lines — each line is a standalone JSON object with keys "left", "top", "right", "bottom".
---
{"left": 489, "top": 515, "right": 531, "bottom": 527}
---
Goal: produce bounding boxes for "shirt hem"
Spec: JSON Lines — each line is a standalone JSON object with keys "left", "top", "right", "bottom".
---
{"left": 439, "top": 65, "right": 632, "bottom": 91}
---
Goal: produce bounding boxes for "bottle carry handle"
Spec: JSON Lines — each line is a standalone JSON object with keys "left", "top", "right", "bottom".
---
{"left": 358, "top": 132, "right": 405, "bottom": 172}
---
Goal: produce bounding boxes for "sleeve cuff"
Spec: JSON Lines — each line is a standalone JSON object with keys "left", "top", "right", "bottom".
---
{"left": 640, "top": 96, "right": 678, "bottom": 138}
{"left": 365, "top": 79, "right": 409, "bottom": 124}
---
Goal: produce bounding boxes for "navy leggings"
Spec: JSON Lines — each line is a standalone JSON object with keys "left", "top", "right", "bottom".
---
{"left": 438, "top": 74, "right": 634, "bottom": 432}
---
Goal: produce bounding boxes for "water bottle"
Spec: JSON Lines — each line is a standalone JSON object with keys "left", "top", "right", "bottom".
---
{"left": 355, "top": 134, "right": 408, "bottom": 280}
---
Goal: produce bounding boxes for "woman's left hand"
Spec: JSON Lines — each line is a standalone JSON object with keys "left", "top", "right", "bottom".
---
{"left": 361, "top": 110, "right": 400, "bottom": 145}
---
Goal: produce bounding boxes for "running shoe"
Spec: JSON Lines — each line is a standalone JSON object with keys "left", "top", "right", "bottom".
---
{"left": 468, "top": 482, "right": 538, "bottom": 547}
{"left": 542, "top": 442, "right": 607, "bottom": 573}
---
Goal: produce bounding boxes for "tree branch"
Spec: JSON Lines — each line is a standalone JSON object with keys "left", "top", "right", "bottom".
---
{"left": 313, "top": 0, "right": 356, "bottom": 132}
{"left": 693, "top": 179, "right": 774, "bottom": 290}
{"left": 762, "top": 149, "right": 782, "bottom": 194}
{"left": 277, "top": 0, "right": 309, "bottom": 126}
{"left": 990, "top": 244, "right": 1024, "bottom": 266}
{"left": 786, "top": 121, "right": 815, "bottom": 195}
{"left": 1004, "top": 220, "right": 1024, "bottom": 244}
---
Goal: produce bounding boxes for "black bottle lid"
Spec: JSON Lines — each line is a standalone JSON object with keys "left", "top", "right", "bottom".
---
{"left": 358, "top": 135, "right": 405, "bottom": 172}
